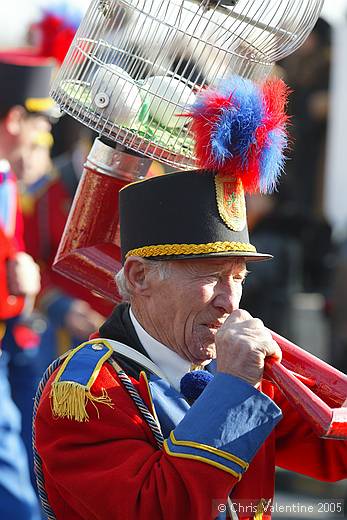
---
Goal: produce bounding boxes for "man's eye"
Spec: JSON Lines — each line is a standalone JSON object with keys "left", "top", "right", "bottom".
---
{"left": 234, "top": 275, "right": 248, "bottom": 285}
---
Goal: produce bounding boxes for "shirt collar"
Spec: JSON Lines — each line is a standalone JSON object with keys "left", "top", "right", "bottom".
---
{"left": 129, "top": 308, "right": 191, "bottom": 392}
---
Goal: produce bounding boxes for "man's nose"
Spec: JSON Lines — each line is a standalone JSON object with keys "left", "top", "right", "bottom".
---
{"left": 213, "top": 278, "right": 241, "bottom": 314}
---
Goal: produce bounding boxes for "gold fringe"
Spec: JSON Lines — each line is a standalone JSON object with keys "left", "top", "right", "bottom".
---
{"left": 254, "top": 499, "right": 267, "bottom": 520}
{"left": 50, "top": 381, "right": 114, "bottom": 422}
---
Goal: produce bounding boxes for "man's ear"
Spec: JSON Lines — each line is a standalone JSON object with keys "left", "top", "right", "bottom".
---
{"left": 5, "top": 106, "right": 26, "bottom": 136}
{"left": 124, "top": 256, "right": 151, "bottom": 296}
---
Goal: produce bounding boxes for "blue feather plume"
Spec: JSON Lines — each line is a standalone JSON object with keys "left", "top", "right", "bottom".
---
{"left": 210, "top": 76, "right": 263, "bottom": 168}
{"left": 259, "top": 128, "right": 288, "bottom": 193}
{"left": 190, "top": 74, "right": 289, "bottom": 194}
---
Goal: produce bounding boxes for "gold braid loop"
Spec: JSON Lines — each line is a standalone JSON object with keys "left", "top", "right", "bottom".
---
{"left": 126, "top": 241, "right": 257, "bottom": 259}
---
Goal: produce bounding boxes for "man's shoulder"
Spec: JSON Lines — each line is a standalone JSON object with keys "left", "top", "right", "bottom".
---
{"left": 38, "top": 339, "right": 136, "bottom": 423}
{"left": 34, "top": 341, "right": 160, "bottom": 462}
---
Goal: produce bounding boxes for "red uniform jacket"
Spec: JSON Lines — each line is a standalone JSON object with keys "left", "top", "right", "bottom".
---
{"left": 34, "top": 330, "right": 347, "bottom": 520}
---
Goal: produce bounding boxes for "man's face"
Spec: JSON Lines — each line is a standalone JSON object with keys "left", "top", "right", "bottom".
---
{"left": 8, "top": 112, "right": 51, "bottom": 179}
{"left": 143, "top": 257, "right": 248, "bottom": 364}
{"left": 20, "top": 143, "right": 52, "bottom": 185}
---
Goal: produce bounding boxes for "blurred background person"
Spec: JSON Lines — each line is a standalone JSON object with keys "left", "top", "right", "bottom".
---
{"left": 0, "top": 51, "right": 54, "bottom": 520}
{"left": 19, "top": 115, "right": 110, "bottom": 359}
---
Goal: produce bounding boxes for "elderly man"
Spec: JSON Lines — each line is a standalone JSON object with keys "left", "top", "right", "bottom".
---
{"left": 34, "top": 166, "right": 347, "bottom": 520}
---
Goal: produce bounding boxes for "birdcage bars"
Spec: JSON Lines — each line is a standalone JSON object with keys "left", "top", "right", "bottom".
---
{"left": 51, "top": 0, "right": 324, "bottom": 168}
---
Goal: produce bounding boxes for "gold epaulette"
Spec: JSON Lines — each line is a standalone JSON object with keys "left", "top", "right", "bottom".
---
{"left": 50, "top": 339, "right": 114, "bottom": 422}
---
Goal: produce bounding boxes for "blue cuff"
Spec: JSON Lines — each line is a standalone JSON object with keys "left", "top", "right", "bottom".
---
{"left": 164, "top": 372, "right": 282, "bottom": 477}
{"left": 46, "top": 295, "right": 74, "bottom": 327}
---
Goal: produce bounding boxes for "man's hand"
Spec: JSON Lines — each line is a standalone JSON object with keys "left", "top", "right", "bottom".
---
{"left": 216, "top": 309, "right": 282, "bottom": 387}
{"left": 64, "top": 300, "right": 104, "bottom": 341}
{"left": 6, "top": 252, "right": 41, "bottom": 297}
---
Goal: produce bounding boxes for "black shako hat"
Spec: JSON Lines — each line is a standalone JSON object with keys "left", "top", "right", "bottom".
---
{"left": 0, "top": 50, "right": 56, "bottom": 117}
{"left": 119, "top": 169, "right": 271, "bottom": 263}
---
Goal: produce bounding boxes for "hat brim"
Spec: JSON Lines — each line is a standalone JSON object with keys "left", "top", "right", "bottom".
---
{"left": 145, "top": 251, "right": 273, "bottom": 262}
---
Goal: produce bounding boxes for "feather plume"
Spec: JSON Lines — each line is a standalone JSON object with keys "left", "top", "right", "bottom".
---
{"left": 190, "top": 76, "right": 290, "bottom": 194}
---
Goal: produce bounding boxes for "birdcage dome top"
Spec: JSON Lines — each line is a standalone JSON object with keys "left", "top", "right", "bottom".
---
{"left": 51, "top": 0, "right": 324, "bottom": 168}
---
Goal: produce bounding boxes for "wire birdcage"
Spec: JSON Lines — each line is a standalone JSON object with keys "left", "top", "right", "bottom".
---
{"left": 51, "top": 0, "right": 324, "bottom": 169}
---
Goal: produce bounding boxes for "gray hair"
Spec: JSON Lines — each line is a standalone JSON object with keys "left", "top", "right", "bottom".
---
{"left": 115, "top": 259, "right": 172, "bottom": 302}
